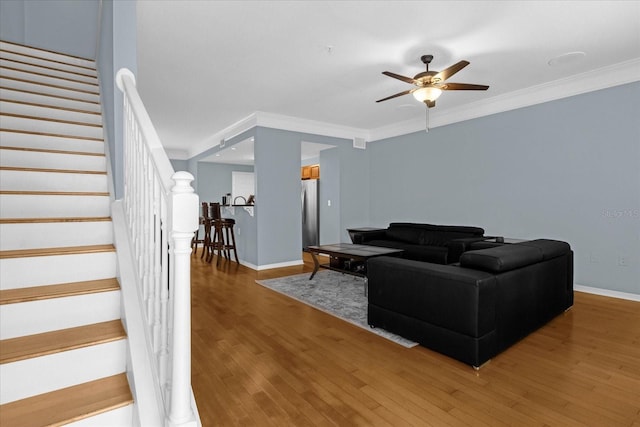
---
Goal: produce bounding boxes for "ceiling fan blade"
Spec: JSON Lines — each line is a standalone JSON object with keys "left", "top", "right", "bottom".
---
{"left": 442, "top": 83, "right": 489, "bottom": 91}
{"left": 433, "top": 60, "right": 469, "bottom": 82}
{"left": 376, "top": 89, "right": 413, "bottom": 103}
{"left": 382, "top": 71, "right": 416, "bottom": 84}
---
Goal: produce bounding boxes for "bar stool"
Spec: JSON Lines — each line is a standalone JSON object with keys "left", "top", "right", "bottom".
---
{"left": 206, "top": 202, "right": 239, "bottom": 266}
{"left": 192, "top": 202, "right": 207, "bottom": 256}
{"left": 200, "top": 202, "right": 213, "bottom": 260}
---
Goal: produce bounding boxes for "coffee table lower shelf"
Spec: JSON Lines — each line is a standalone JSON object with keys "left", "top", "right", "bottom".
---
{"left": 306, "top": 243, "right": 404, "bottom": 280}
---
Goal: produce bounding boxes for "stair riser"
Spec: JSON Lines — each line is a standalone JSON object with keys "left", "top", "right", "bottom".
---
{"left": 0, "top": 68, "right": 99, "bottom": 95}
{"left": 0, "top": 78, "right": 99, "bottom": 103}
{"left": 67, "top": 405, "right": 133, "bottom": 427}
{"left": 1, "top": 290, "right": 121, "bottom": 339}
{"left": 0, "top": 58, "right": 99, "bottom": 85}
{"left": 0, "top": 194, "right": 110, "bottom": 218}
{"left": 0, "top": 41, "right": 96, "bottom": 70}
{"left": 0, "top": 251, "right": 116, "bottom": 290}
{"left": 0, "top": 88, "right": 101, "bottom": 113}
{"left": 0, "top": 115, "right": 103, "bottom": 140}
{"left": 0, "top": 221, "right": 113, "bottom": 250}
{"left": 0, "top": 100, "right": 102, "bottom": 125}
{"left": 0, "top": 169, "right": 108, "bottom": 192}
{"left": 0, "top": 130, "right": 104, "bottom": 153}
{"left": 0, "top": 149, "right": 105, "bottom": 171}
{"left": 0, "top": 339, "right": 127, "bottom": 404}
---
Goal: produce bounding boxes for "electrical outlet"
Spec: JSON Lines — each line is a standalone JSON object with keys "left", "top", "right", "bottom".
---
{"left": 617, "top": 256, "right": 628, "bottom": 267}
{"left": 237, "top": 227, "right": 241, "bottom": 236}
{"left": 588, "top": 253, "right": 598, "bottom": 263}
{"left": 327, "top": 199, "right": 331, "bottom": 207}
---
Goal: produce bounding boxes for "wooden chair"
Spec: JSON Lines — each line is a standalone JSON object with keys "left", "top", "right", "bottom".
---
{"left": 206, "top": 202, "right": 239, "bottom": 265}
{"left": 199, "top": 202, "right": 212, "bottom": 260}
{"left": 191, "top": 202, "right": 207, "bottom": 256}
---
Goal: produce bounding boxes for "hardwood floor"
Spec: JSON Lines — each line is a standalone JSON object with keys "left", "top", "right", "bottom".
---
{"left": 190, "top": 253, "right": 640, "bottom": 426}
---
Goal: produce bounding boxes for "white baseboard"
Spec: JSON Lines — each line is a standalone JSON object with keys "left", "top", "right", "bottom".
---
{"left": 574, "top": 284, "right": 640, "bottom": 302}
{"left": 239, "top": 259, "right": 304, "bottom": 271}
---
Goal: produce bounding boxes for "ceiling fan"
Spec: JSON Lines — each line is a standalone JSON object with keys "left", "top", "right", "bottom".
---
{"left": 376, "top": 55, "right": 489, "bottom": 108}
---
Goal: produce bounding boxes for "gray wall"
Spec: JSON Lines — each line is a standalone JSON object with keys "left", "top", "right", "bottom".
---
{"left": 0, "top": 0, "right": 100, "bottom": 59}
{"left": 169, "top": 159, "right": 189, "bottom": 172}
{"left": 254, "top": 127, "right": 303, "bottom": 266}
{"left": 98, "top": 0, "right": 115, "bottom": 195}
{"left": 369, "top": 82, "right": 640, "bottom": 295}
{"left": 97, "top": 0, "right": 137, "bottom": 199}
{"left": 196, "top": 162, "right": 254, "bottom": 205}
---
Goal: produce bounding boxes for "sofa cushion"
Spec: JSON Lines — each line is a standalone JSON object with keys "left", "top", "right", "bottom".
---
{"left": 367, "top": 240, "right": 449, "bottom": 264}
{"left": 423, "top": 231, "right": 482, "bottom": 246}
{"left": 389, "top": 223, "right": 484, "bottom": 236}
{"left": 386, "top": 226, "right": 424, "bottom": 244}
{"left": 404, "top": 245, "right": 449, "bottom": 264}
{"left": 519, "top": 239, "right": 570, "bottom": 260}
{"left": 460, "top": 245, "right": 543, "bottom": 273}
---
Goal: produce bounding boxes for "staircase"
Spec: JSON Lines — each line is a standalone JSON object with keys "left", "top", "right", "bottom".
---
{"left": 0, "top": 41, "right": 134, "bottom": 426}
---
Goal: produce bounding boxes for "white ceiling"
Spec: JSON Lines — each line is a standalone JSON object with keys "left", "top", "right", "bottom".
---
{"left": 136, "top": 1, "right": 640, "bottom": 159}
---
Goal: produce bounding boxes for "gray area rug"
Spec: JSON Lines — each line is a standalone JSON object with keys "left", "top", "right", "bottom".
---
{"left": 256, "top": 270, "right": 418, "bottom": 348}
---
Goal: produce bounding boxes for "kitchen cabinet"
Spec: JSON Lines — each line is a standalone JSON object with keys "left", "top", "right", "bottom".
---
{"left": 301, "top": 164, "right": 319, "bottom": 180}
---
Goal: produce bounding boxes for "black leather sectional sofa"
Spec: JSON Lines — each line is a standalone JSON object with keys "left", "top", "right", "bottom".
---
{"left": 351, "top": 222, "right": 485, "bottom": 264}
{"left": 366, "top": 238, "right": 574, "bottom": 368}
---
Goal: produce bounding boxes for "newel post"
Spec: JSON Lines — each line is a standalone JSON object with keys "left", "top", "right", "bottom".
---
{"left": 168, "top": 171, "right": 199, "bottom": 427}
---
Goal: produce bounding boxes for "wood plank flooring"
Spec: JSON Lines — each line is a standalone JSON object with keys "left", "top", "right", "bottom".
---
{"left": 190, "top": 253, "right": 640, "bottom": 426}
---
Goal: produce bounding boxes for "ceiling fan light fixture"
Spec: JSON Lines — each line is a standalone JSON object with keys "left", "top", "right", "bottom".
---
{"left": 412, "top": 86, "right": 442, "bottom": 103}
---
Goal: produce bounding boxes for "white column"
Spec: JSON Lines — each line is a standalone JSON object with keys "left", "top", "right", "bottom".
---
{"left": 168, "top": 172, "right": 198, "bottom": 427}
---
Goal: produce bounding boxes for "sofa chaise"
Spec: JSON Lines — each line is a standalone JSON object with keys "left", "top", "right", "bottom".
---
{"left": 367, "top": 239, "right": 574, "bottom": 368}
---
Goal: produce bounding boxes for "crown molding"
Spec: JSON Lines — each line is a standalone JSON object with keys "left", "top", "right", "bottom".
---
{"left": 255, "top": 111, "right": 369, "bottom": 141}
{"left": 165, "top": 148, "right": 190, "bottom": 160}
{"left": 188, "top": 113, "right": 259, "bottom": 159}
{"left": 187, "top": 111, "right": 369, "bottom": 159}
{"left": 368, "top": 58, "right": 640, "bottom": 142}
{"left": 180, "top": 58, "right": 640, "bottom": 159}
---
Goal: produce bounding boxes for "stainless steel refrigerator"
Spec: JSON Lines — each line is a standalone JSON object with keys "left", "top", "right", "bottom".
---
{"left": 301, "top": 179, "right": 319, "bottom": 250}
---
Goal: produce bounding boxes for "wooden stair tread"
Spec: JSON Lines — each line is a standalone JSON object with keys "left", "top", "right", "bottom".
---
{"left": 0, "top": 76, "right": 100, "bottom": 96}
{"left": 0, "top": 145, "right": 105, "bottom": 156}
{"left": 1, "top": 40, "right": 95, "bottom": 64}
{"left": 0, "top": 278, "right": 119, "bottom": 305}
{"left": 0, "top": 86, "right": 101, "bottom": 104}
{"left": 0, "top": 128, "right": 103, "bottom": 141}
{"left": 0, "top": 320, "right": 125, "bottom": 364}
{"left": 0, "top": 373, "right": 132, "bottom": 427}
{"left": 0, "top": 65, "right": 99, "bottom": 87}
{"left": 0, "top": 58, "right": 99, "bottom": 82}
{"left": 0, "top": 166, "right": 107, "bottom": 174}
{"left": 0, "top": 217, "right": 111, "bottom": 224}
{"left": 0, "top": 190, "right": 109, "bottom": 196}
{"left": 0, "top": 98, "right": 100, "bottom": 115}
{"left": 0, "top": 244, "right": 115, "bottom": 259}
{"left": 0, "top": 112, "right": 102, "bottom": 128}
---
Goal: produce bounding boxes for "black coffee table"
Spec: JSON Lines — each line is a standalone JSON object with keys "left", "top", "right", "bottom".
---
{"left": 306, "top": 243, "right": 404, "bottom": 280}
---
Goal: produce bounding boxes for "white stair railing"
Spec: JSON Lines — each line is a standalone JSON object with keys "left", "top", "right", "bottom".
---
{"left": 116, "top": 68, "right": 199, "bottom": 427}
